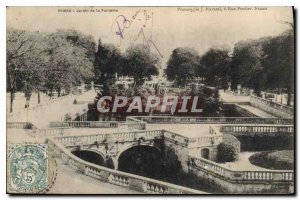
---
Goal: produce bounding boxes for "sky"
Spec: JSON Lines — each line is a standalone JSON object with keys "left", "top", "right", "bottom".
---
{"left": 7, "top": 6, "right": 293, "bottom": 69}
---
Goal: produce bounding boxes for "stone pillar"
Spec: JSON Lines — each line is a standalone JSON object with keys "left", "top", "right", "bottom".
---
{"left": 237, "top": 84, "right": 241, "bottom": 95}
{"left": 81, "top": 83, "right": 85, "bottom": 94}
{"left": 250, "top": 89, "right": 254, "bottom": 96}
{"left": 91, "top": 81, "right": 94, "bottom": 90}
{"left": 195, "top": 83, "right": 199, "bottom": 91}
{"left": 261, "top": 92, "right": 266, "bottom": 99}
{"left": 228, "top": 82, "right": 231, "bottom": 92}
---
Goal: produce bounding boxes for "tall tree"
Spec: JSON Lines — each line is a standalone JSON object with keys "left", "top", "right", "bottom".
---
{"left": 262, "top": 28, "right": 294, "bottom": 105}
{"left": 200, "top": 48, "right": 231, "bottom": 88}
{"left": 44, "top": 29, "right": 95, "bottom": 98}
{"left": 123, "top": 44, "right": 160, "bottom": 86}
{"left": 165, "top": 47, "right": 199, "bottom": 87}
{"left": 7, "top": 29, "right": 40, "bottom": 112}
{"left": 94, "top": 39, "right": 123, "bottom": 90}
{"left": 230, "top": 38, "right": 268, "bottom": 94}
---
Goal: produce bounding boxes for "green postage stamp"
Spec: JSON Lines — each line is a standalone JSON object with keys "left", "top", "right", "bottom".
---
{"left": 8, "top": 144, "right": 48, "bottom": 193}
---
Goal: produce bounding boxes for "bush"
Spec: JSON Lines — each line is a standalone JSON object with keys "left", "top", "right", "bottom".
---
{"left": 217, "top": 142, "right": 238, "bottom": 163}
{"left": 64, "top": 113, "right": 72, "bottom": 121}
{"left": 24, "top": 123, "right": 32, "bottom": 129}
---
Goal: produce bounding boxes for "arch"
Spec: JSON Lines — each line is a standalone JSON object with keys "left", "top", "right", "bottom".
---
{"left": 116, "top": 144, "right": 161, "bottom": 161}
{"left": 71, "top": 150, "right": 115, "bottom": 169}
{"left": 117, "top": 145, "right": 163, "bottom": 179}
{"left": 201, "top": 148, "right": 210, "bottom": 159}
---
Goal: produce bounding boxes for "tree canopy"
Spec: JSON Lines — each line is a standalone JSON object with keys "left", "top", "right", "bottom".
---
{"left": 123, "top": 44, "right": 160, "bottom": 86}
{"left": 94, "top": 40, "right": 123, "bottom": 90}
{"left": 7, "top": 28, "right": 96, "bottom": 111}
{"left": 200, "top": 48, "right": 231, "bottom": 88}
{"left": 164, "top": 27, "right": 294, "bottom": 105}
{"left": 165, "top": 47, "right": 200, "bottom": 87}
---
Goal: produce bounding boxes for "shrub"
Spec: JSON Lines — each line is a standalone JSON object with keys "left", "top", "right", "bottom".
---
{"left": 24, "top": 123, "right": 32, "bottom": 129}
{"left": 64, "top": 113, "right": 72, "bottom": 121}
{"left": 217, "top": 142, "right": 238, "bottom": 163}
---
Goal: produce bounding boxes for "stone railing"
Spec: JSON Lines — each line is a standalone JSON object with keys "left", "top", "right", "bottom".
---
{"left": 50, "top": 120, "right": 145, "bottom": 131}
{"left": 54, "top": 129, "right": 164, "bottom": 147}
{"left": 118, "top": 122, "right": 146, "bottom": 130}
{"left": 131, "top": 116, "right": 293, "bottom": 125}
{"left": 32, "top": 127, "right": 71, "bottom": 137}
{"left": 220, "top": 125, "right": 294, "bottom": 134}
{"left": 53, "top": 127, "right": 221, "bottom": 150}
{"left": 7, "top": 93, "right": 75, "bottom": 121}
{"left": 163, "top": 130, "right": 189, "bottom": 147}
{"left": 250, "top": 95, "right": 294, "bottom": 118}
{"left": 189, "top": 156, "right": 293, "bottom": 183}
{"left": 7, "top": 90, "right": 94, "bottom": 122}
{"left": 6, "top": 122, "right": 33, "bottom": 129}
{"left": 53, "top": 127, "right": 215, "bottom": 150}
{"left": 187, "top": 126, "right": 223, "bottom": 148}
{"left": 126, "top": 117, "right": 147, "bottom": 130}
{"left": 46, "top": 138, "right": 206, "bottom": 194}
{"left": 49, "top": 121, "right": 119, "bottom": 128}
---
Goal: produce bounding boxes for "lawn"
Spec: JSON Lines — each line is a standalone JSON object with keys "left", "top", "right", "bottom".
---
{"left": 249, "top": 150, "right": 294, "bottom": 170}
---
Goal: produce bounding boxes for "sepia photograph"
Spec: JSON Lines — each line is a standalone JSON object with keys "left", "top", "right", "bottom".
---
{"left": 6, "top": 6, "right": 294, "bottom": 194}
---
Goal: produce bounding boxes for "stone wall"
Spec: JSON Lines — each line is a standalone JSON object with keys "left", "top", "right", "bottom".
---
{"left": 189, "top": 167, "right": 294, "bottom": 194}
{"left": 250, "top": 96, "right": 293, "bottom": 118}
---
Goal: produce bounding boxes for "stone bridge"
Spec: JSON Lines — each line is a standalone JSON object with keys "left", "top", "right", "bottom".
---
{"left": 52, "top": 128, "right": 223, "bottom": 172}
{"left": 44, "top": 124, "right": 294, "bottom": 194}
{"left": 46, "top": 136, "right": 206, "bottom": 194}
{"left": 7, "top": 115, "right": 294, "bottom": 194}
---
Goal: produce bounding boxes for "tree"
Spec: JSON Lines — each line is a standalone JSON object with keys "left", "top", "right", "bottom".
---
{"left": 165, "top": 47, "right": 199, "bottom": 87}
{"left": 230, "top": 38, "right": 268, "bottom": 95}
{"left": 262, "top": 28, "right": 294, "bottom": 106}
{"left": 43, "top": 29, "right": 95, "bottom": 98}
{"left": 7, "top": 28, "right": 96, "bottom": 113}
{"left": 200, "top": 48, "right": 231, "bottom": 88}
{"left": 94, "top": 39, "right": 123, "bottom": 91}
{"left": 7, "top": 29, "right": 42, "bottom": 112}
{"left": 123, "top": 44, "right": 160, "bottom": 86}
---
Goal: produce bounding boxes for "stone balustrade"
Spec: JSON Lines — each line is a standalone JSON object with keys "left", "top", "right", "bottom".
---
{"left": 188, "top": 136, "right": 217, "bottom": 148}
{"left": 32, "top": 127, "right": 71, "bottom": 137}
{"left": 163, "top": 130, "right": 189, "bottom": 146}
{"left": 54, "top": 130, "right": 164, "bottom": 147}
{"left": 7, "top": 93, "right": 75, "bottom": 121}
{"left": 250, "top": 95, "right": 294, "bottom": 118}
{"left": 188, "top": 126, "right": 223, "bottom": 148}
{"left": 118, "top": 122, "right": 146, "bottom": 130}
{"left": 54, "top": 128, "right": 217, "bottom": 150}
{"left": 7, "top": 90, "right": 94, "bottom": 121}
{"left": 6, "top": 122, "right": 33, "bottom": 129}
{"left": 126, "top": 117, "right": 147, "bottom": 129}
{"left": 220, "top": 125, "right": 294, "bottom": 134}
{"left": 50, "top": 120, "right": 146, "bottom": 130}
{"left": 131, "top": 116, "right": 293, "bottom": 125}
{"left": 50, "top": 121, "right": 119, "bottom": 128}
{"left": 46, "top": 138, "right": 206, "bottom": 194}
{"left": 189, "top": 156, "right": 294, "bottom": 182}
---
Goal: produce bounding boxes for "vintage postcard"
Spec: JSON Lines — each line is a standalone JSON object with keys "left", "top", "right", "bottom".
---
{"left": 6, "top": 6, "right": 294, "bottom": 194}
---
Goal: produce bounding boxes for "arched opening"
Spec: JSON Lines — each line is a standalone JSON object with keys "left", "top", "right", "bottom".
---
{"left": 117, "top": 145, "right": 223, "bottom": 193}
{"left": 118, "top": 145, "right": 163, "bottom": 179}
{"left": 72, "top": 150, "right": 114, "bottom": 169}
{"left": 201, "top": 148, "right": 210, "bottom": 159}
{"left": 118, "top": 145, "right": 183, "bottom": 181}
